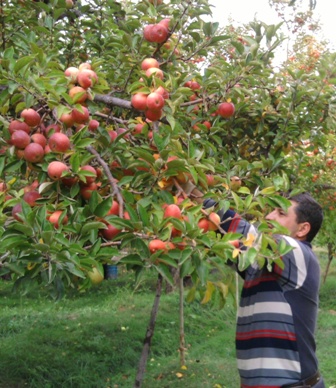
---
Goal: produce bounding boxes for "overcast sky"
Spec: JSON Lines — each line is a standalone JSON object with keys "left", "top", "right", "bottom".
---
{"left": 207, "top": 0, "right": 335, "bottom": 49}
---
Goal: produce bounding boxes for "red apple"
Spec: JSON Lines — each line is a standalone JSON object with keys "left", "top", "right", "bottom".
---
{"left": 64, "top": 66, "right": 79, "bottom": 82}
{"left": 101, "top": 223, "right": 122, "bottom": 240}
{"left": 116, "top": 127, "right": 130, "bottom": 139}
{"left": 163, "top": 204, "right": 181, "bottom": 219}
{"left": 31, "top": 133, "right": 47, "bottom": 148}
{"left": 88, "top": 119, "right": 99, "bottom": 131}
{"left": 143, "top": 24, "right": 155, "bottom": 42}
{"left": 12, "top": 203, "right": 23, "bottom": 221}
{"left": 23, "top": 191, "right": 41, "bottom": 206}
{"left": 61, "top": 176, "right": 78, "bottom": 187}
{"left": 59, "top": 113, "right": 75, "bottom": 128}
{"left": 48, "top": 132, "right": 71, "bottom": 153}
{"left": 230, "top": 176, "right": 242, "bottom": 190}
{"left": 208, "top": 212, "right": 220, "bottom": 231}
{"left": 80, "top": 165, "right": 97, "bottom": 184}
{"left": 65, "top": 0, "right": 73, "bottom": 9}
{"left": 206, "top": 174, "right": 216, "bottom": 187}
{"left": 8, "top": 120, "right": 30, "bottom": 134}
{"left": 148, "top": 239, "right": 167, "bottom": 253}
{"left": 69, "top": 86, "right": 88, "bottom": 103}
{"left": 78, "top": 62, "right": 92, "bottom": 71}
{"left": 108, "top": 130, "right": 118, "bottom": 142}
{"left": 45, "top": 123, "right": 61, "bottom": 136}
{"left": 47, "top": 161, "right": 69, "bottom": 180}
{"left": 23, "top": 143, "right": 44, "bottom": 163}
{"left": 77, "top": 69, "right": 98, "bottom": 89}
{"left": 158, "top": 18, "right": 171, "bottom": 30}
{"left": 198, "top": 218, "right": 210, "bottom": 232}
{"left": 190, "top": 81, "right": 201, "bottom": 90}
{"left": 146, "top": 92, "right": 165, "bottom": 110}
{"left": 24, "top": 180, "right": 39, "bottom": 193}
{"left": 218, "top": 102, "right": 235, "bottom": 118}
{"left": 20, "top": 109, "right": 41, "bottom": 127}
{"left": 145, "top": 67, "right": 164, "bottom": 79}
{"left": 155, "top": 86, "right": 169, "bottom": 99}
{"left": 80, "top": 182, "right": 98, "bottom": 200}
{"left": 10, "top": 130, "right": 30, "bottom": 149}
{"left": 131, "top": 93, "right": 148, "bottom": 111}
{"left": 107, "top": 200, "right": 120, "bottom": 216}
{"left": 133, "top": 123, "right": 147, "bottom": 135}
{"left": 141, "top": 58, "right": 160, "bottom": 71}
{"left": 149, "top": 24, "right": 168, "bottom": 43}
{"left": 71, "top": 106, "right": 90, "bottom": 124}
{"left": 49, "top": 210, "right": 68, "bottom": 228}
{"left": 145, "top": 109, "right": 162, "bottom": 121}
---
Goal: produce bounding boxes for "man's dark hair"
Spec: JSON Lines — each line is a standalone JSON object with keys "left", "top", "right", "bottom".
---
{"left": 289, "top": 192, "right": 323, "bottom": 242}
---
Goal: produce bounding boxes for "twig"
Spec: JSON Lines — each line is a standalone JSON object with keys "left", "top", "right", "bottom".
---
{"left": 86, "top": 145, "right": 124, "bottom": 217}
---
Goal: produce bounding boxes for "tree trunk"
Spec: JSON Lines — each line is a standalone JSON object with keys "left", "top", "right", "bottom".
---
{"left": 323, "top": 242, "right": 334, "bottom": 283}
{"left": 179, "top": 274, "right": 186, "bottom": 366}
{"left": 134, "top": 274, "right": 163, "bottom": 388}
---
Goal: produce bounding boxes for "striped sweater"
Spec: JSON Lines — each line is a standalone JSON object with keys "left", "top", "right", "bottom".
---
{"left": 204, "top": 200, "right": 322, "bottom": 388}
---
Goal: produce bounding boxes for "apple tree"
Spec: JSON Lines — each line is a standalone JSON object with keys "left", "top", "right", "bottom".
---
{"left": 1, "top": 0, "right": 335, "bottom": 382}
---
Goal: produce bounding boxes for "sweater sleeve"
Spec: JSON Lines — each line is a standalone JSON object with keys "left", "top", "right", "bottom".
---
{"left": 203, "top": 198, "right": 258, "bottom": 278}
{"left": 203, "top": 198, "right": 255, "bottom": 237}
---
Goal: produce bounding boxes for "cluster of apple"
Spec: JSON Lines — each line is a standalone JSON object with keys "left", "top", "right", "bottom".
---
{"left": 7, "top": 107, "right": 86, "bottom": 164}
{"left": 10, "top": 179, "right": 68, "bottom": 229}
{"left": 143, "top": 18, "right": 170, "bottom": 44}
{"left": 131, "top": 57, "right": 169, "bottom": 122}
{"left": 61, "top": 62, "right": 100, "bottom": 129}
{"left": 8, "top": 109, "right": 44, "bottom": 163}
{"left": 148, "top": 203, "right": 221, "bottom": 253}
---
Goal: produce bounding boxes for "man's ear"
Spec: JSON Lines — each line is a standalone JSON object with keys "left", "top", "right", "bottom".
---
{"left": 297, "top": 222, "right": 311, "bottom": 240}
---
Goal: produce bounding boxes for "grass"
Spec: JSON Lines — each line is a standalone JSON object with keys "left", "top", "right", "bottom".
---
{"left": 0, "top": 251, "right": 335, "bottom": 388}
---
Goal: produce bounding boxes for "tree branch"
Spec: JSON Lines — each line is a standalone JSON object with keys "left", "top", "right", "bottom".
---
{"left": 86, "top": 145, "right": 124, "bottom": 217}
{"left": 93, "top": 94, "right": 132, "bottom": 109}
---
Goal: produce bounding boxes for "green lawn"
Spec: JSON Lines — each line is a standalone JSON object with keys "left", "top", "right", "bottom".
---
{"left": 0, "top": 252, "right": 335, "bottom": 388}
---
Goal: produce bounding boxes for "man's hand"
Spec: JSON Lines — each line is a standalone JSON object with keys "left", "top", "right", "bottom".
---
{"left": 174, "top": 179, "right": 204, "bottom": 203}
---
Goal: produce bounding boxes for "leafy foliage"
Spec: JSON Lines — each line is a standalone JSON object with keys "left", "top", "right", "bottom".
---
{"left": 0, "top": 0, "right": 335, "bottom": 299}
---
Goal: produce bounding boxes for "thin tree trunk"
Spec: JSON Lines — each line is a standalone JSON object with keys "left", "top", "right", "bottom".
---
{"left": 179, "top": 274, "right": 186, "bottom": 366}
{"left": 323, "top": 242, "right": 334, "bottom": 283}
{"left": 236, "top": 272, "right": 239, "bottom": 318}
{"left": 134, "top": 274, "right": 163, "bottom": 388}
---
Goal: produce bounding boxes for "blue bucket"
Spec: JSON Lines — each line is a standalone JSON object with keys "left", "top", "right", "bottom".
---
{"left": 104, "top": 264, "right": 118, "bottom": 280}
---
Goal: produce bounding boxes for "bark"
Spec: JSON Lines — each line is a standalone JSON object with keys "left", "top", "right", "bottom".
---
{"left": 179, "top": 274, "right": 186, "bottom": 366}
{"left": 323, "top": 242, "right": 334, "bottom": 283}
{"left": 134, "top": 274, "right": 163, "bottom": 388}
{"left": 93, "top": 94, "right": 132, "bottom": 110}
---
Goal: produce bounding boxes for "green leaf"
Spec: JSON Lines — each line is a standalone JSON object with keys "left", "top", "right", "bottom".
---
{"left": 186, "top": 286, "right": 197, "bottom": 303}
{"left": 137, "top": 204, "right": 149, "bottom": 227}
{"left": 0, "top": 156, "right": 5, "bottom": 176}
{"left": 4, "top": 263, "right": 25, "bottom": 276}
{"left": 260, "top": 186, "right": 276, "bottom": 195}
{"left": 154, "top": 263, "right": 174, "bottom": 286}
{"left": 209, "top": 35, "right": 230, "bottom": 44}
{"left": 180, "top": 259, "right": 193, "bottom": 278}
{"left": 14, "top": 56, "right": 35, "bottom": 74}
{"left": 4, "top": 159, "right": 24, "bottom": 173}
{"left": 166, "top": 114, "right": 176, "bottom": 130}
{"left": 11, "top": 223, "right": 34, "bottom": 237}
{"left": 94, "top": 197, "right": 113, "bottom": 217}
{"left": 88, "top": 190, "right": 100, "bottom": 213}
{"left": 1, "top": 236, "right": 29, "bottom": 250}
{"left": 119, "top": 254, "right": 143, "bottom": 266}
{"left": 81, "top": 222, "right": 106, "bottom": 235}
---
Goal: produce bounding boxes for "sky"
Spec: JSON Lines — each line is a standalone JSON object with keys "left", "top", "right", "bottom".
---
{"left": 207, "top": 0, "right": 335, "bottom": 49}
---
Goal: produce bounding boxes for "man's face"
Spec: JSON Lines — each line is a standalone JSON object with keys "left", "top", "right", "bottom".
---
{"left": 265, "top": 200, "right": 303, "bottom": 239}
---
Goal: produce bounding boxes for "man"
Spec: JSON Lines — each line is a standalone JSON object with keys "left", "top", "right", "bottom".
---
{"left": 203, "top": 192, "right": 325, "bottom": 388}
